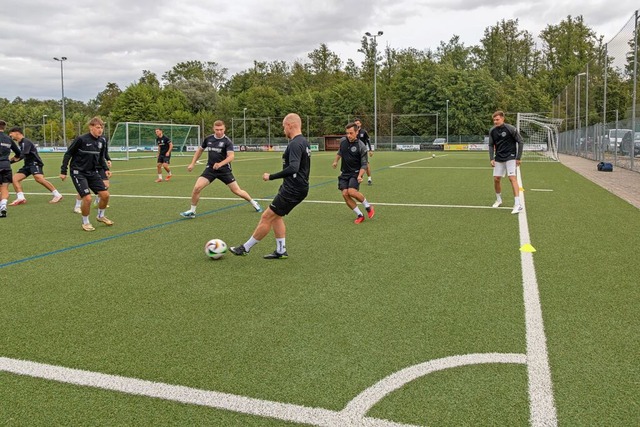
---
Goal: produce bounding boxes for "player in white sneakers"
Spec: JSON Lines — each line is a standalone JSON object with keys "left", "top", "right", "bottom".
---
{"left": 488, "top": 111, "right": 524, "bottom": 214}
{"left": 7, "top": 127, "right": 63, "bottom": 205}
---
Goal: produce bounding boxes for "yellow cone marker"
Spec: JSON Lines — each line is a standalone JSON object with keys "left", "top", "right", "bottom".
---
{"left": 520, "top": 244, "right": 536, "bottom": 253}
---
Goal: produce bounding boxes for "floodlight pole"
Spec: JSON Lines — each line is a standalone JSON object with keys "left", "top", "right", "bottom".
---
{"left": 243, "top": 107, "right": 247, "bottom": 145}
{"left": 42, "top": 114, "right": 47, "bottom": 145}
{"left": 577, "top": 72, "right": 586, "bottom": 152}
{"left": 53, "top": 57, "right": 68, "bottom": 146}
{"left": 365, "top": 30, "right": 383, "bottom": 149}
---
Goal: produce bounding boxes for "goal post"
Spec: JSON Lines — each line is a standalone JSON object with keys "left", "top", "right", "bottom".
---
{"left": 516, "top": 113, "right": 563, "bottom": 162}
{"left": 108, "top": 122, "right": 201, "bottom": 160}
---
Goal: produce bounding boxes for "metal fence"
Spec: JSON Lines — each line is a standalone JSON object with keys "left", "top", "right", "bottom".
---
{"left": 553, "top": 10, "right": 639, "bottom": 172}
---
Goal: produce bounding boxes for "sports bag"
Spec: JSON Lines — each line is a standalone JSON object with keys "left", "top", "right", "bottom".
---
{"left": 597, "top": 162, "right": 613, "bottom": 172}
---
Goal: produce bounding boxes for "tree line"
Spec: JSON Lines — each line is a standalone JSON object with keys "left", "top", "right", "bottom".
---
{"left": 0, "top": 15, "right": 636, "bottom": 144}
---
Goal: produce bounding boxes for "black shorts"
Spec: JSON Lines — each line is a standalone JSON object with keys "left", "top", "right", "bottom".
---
{"left": 269, "top": 189, "right": 308, "bottom": 216}
{"left": 97, "top": 168, "right": 108, "bottom": 181}
{"left": 17, "top": 164, "right": 44, "bottom": 177}
{"left": 0, "top": 169, "right": 12, "bottom": 184}
{"left": 70, "top": 170, "right": 107, "bottom": 196}
{"left": 157, "top": 154, "right": 171, "bottom": 164}
{"left": 200, "top": 166, "right": 235, "bottom": 185}
{"left": 338, "top": 173, "right": 360, "bottom": 191}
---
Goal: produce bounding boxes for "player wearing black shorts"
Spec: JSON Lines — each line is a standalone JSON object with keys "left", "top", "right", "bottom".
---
{"left": 60, "top": 117, "right": 113, "bottom": 231}
{"left": 332, "top": 122, "right": 375, "bottom": 224}
{"left": 179, "top": 120, "right": 261, "bottom": 218}
{"left": 0, "top": 120, "right": 21, "bottom": 218}
{"left": 155, "top": 128, "right": 173, "bottom": 182}
{"left": 7, "top": 127, "right": 63, "bottom": 206}
{"left": 354, "top": 118, "right": 373, "bottom": 185}
{"left": 230, "top": 113, "right": 311, "bottom": 259}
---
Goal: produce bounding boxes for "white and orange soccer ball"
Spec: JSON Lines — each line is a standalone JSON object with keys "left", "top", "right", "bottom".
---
{"left": 204, "top": 239, "right": 227, "bottom": 260}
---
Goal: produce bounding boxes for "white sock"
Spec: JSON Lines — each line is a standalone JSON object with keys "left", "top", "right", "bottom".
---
{"left": 0, "top": 199, "right": 7, "bottom": 209}
{"left": 167, "top": 171, "right": 172, "bottom": 176}
{"left": 17, "top": 192, "right": 25, "bottom": 200}
{"left": 276, "top": 238, "right": 286, "bottom": 254}
{"left": 244, "top": 236, "right": 260, "bottom": 251}
{"left": 353, "top": 207, "right": 363, "bottom": 216}
{"left": 158, "top": 174, "right": 163, "bottom": 179}
{"left": 362, "top": 199, "right": 370, "bottom": 209}
{"left": 496, "top": 193, "right": 502, "bottom": 202}
{"left": 368, "top": 177, "right": 372, "bottom": 181}
{"left": 514, "top": 196, "right": 521, "bottom": 206}
{"left": 95, "top": 196, "right": 101, "bottom": 204}
{"left": 82, "top": 216, "right": 90, "bottom": 225}
{"left": 52, "top": 190, "right": 61, "bottom": 197}
{"left": 190, "top": 205, "right": 197, "bottom": 213}
{"left": 75, "top": 199, "right": 82, "bottom": 209}
{"left": 97, "top": 209, "right": 105, "bottom": 218}
{"left": 250, "top": 199, "right": 260, "bottom": 209}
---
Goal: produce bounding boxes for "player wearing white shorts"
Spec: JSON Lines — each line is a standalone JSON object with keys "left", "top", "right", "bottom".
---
{"left": 488, "top": 111, "right": 524, "bottom": 214}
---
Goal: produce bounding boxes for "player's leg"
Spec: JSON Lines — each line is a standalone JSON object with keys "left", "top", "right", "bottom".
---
{"left": 265, "top": 215, "right": 288, "bottom": 258}
{"left": 180, "top": 176, "right": 210, "bottom": 218}
{"left": 156, "top": 158, "right": 164, "bottom": 182}
{"left": 347, "top": 177, "right": 366, "bottom": 223}
{"left": 0, "top": 179, "right": 9, "bottom": 217}
{"left": 366, "top": 163, "right": 372, "bottom": 185}
{"left": 163, "top": 160, "right": 172, "bottom": 180}
{"left": 9, "top": 172, "right": 27, "bottom": 205}
{"left": 492, "top": 162, "right": 505, "bottom": 207}
{"left": 227, "top": 180, "right": 262, "bottom": 212}
{"left": 349, "top": 187, "right": 374, "bottom": 219}
{"left": 95, "top": 188, "right": 114, "bottom": 225}
{"left": 230, "top": 207, "right": 277, "bottom": 255}
{"left": 32, "top": 169, "right": 63, "bottom": 203}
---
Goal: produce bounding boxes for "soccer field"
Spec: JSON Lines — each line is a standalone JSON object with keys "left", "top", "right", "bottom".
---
{"left": 1, "top": 151, "right": 638, "bottom": 426}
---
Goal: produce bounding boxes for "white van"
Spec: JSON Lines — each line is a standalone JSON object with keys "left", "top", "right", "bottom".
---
{"left": 603, "top": 129, "right": 632, "bottom": 151}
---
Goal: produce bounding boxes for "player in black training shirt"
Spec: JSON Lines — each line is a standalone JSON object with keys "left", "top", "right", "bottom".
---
{"left": 0, "top": 120, "right": 21, "bottom": 217}
{"left": 230, "top": 113, "right": 311, "bottom": 259}
{"left": 179, "top": 120, "right": 261, "bottom": 218}
{"left": 354, "top": 118, "right": 373, "bottom": 185}
{"left": 488, "top": 110, "right": 524, "bottom": 214}
{"left": 7, "top": 127, "right": 63, "bottom": 206}
{"left": 155, "top": 128, "right": 173, "bottom": 182}
{"left": 60, "top": 117, "right": 113, "bottom": 231}
{"left": 332, "top": 122, "right": 375, "bottom": 223}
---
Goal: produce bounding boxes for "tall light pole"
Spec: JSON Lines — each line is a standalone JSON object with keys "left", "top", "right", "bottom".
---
{"left": 53, "top": 57, "right": 68, "bottom": 145}
{"left": 42, "top": 114, "right": 47, "bottom": 145}
{"left": 243, "top": 107, "right": 247, "bottom": 145}
{"left": 365, "top": 30, "right": 383, "bottom": 149}
{"left": 577, "top": 72, "right": 586, "bottom": 150}
{"left": 446, "top": 99, "right": 449, "bottom": 143}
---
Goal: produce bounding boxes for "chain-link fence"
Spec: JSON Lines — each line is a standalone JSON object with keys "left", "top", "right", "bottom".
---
{"left": 553, "top": 10, "right": 639, "bottom": 172}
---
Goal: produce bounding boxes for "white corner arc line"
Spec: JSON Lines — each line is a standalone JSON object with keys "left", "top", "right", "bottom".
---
{"left": 341, "top": 353, "right": 526, "bottom": 420}
{"left": 0, "top": 357, "right": 415, "bottom": 427}
{"left": 516, "top": 167, "right": 558, "bottom": 426}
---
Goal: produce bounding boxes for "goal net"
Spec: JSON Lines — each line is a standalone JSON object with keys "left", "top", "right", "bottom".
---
{"left": 516, "top": 113, "right": 562, "bottom": 162}
{"left": 108, "top": 122, "right": 201, "bottom": 160}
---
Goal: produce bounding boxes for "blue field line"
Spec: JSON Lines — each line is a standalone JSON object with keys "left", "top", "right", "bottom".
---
{"left": 1, "top": 166, "right": 392, "bottom": 270}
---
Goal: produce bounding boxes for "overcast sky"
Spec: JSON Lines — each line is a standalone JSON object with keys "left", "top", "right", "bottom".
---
{"left": 1, "top": 0, "right": 637, "bottom": 102}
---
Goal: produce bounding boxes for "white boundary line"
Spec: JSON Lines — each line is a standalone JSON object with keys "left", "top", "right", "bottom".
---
{"left": 517, "top": 167, "right": 558, "bottom": 426}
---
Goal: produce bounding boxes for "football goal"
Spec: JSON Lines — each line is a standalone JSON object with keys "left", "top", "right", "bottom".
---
{"left": 108, "top": 122, "right": 201, "bottom": 160}
{"left": 516, "top": 113, "right": 562, "bottom": 162}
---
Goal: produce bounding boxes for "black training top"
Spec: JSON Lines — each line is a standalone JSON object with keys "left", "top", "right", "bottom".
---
{"left": 156, "top": 135, "right": 172, "bottom": 155}
{"left": 358, "top": 127, "right": 372, "bottom": 150}
{"left": 488, "top": 123, "right": 524, "bottom": 162}
{"left": 201, "top": 134, "right": 233, "bottom": 171}
{"left": 18, "top": 137, "right": 44, "bottom": 166}
{"left": 0, "top": 132, "right": 21, "bottom": 170}
{"left": 269, "top": 134, "right": 311, "bottom": 196}
{"left": 61, "top": 132, "right": 109, "bottom": 175}
{"left": 337, "top": 137, "right": 368, "bottom": 175}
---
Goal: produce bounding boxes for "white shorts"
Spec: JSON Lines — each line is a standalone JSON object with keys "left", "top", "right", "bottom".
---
{"left": 493, "top": 160, "right": 517, "bottom": 177}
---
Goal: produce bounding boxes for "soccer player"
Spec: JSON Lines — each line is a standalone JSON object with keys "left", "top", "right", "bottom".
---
{"left": 155, "top": 128, "right": 173, "bottom": 182}
{"left": 74, "top": 135, "right": 111, "bottom": 213}
{"left": 488, "top": 110, "right": 524, "bottom": 214}
{"left": 332, "top": 122, "right": 375, "bottom": 224}
{"left": 0, "top": 120, "right": 21, "bottom": 218}
{"left": 60, "top": 117, "right": 113, "bottom": 231}
{"left": 230, "top": 113, "right": 311, "bottom": 259}
{"left": 354, "top": 118, "right": 373, "bottom": 185}
{"left": 7, "top": 127, "right": 63, "bottom": 206}
{"left": 179, "top": 120, "right": 262, "bottom": 218}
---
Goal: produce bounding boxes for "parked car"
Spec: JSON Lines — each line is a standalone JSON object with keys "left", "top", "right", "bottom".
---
{"left": 432, "top": 138, "right": 446, "bottom": 145}
{"left": 603, "top": 128, "right": 632, "bottom": 152}
{"left": 619, "top": 131, "right": 640, "bottom": 156}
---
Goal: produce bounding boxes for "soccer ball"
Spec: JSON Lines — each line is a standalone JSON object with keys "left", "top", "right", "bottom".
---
{"left": 204, "top": 238, "right": 227, "bottom": 259}
{"left": 432, "top": 153, "right": 436, "bottom": 158}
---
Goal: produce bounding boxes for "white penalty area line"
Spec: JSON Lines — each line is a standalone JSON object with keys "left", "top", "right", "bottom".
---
{"left": 517, "top": 167, "right": 558, "bottom": 426}
{"left": 0, "top": 353, "right": 525, "bottom": 427}
{"left": 389, "top": 155, "right": 447, "bottom": 168}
